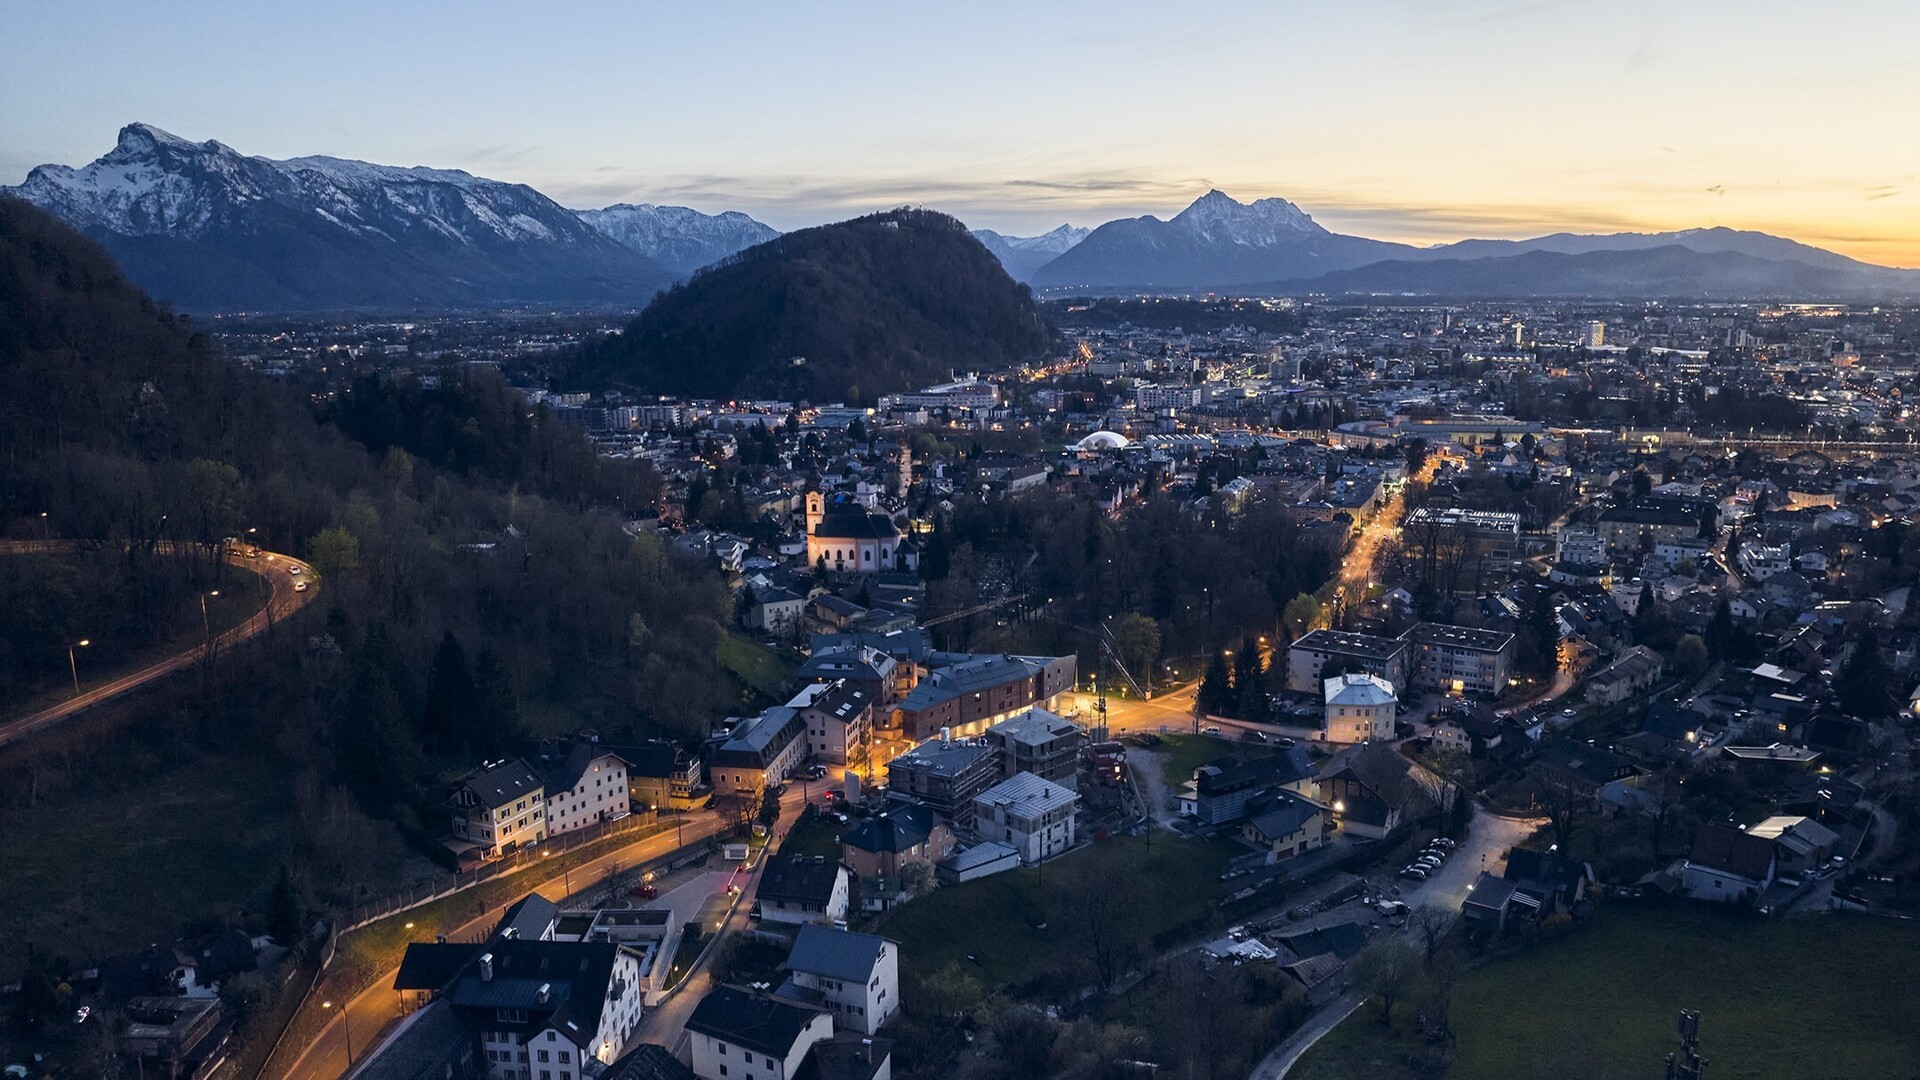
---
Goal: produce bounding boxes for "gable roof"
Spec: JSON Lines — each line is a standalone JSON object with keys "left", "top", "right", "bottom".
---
{"left": 1246, "top": 790, "right": 1323, "bottom": 842}
{"left": 785, "top": 924, "right": 893, "bottom": 985}
{"left": 1688, "top": 823, "right": 1777, "bottom": 882}
{"left": 759, "top": 854, "right": 848, "bottom": 906}
{"left": 458, "top": 759, "right": 544, "bottom": 808}
{"left": 492, "top": 893, "right": 559, "bottom": 942}
{"left": 686, "top": 986, "right": 826, "bottom": 1058}
{"left": 841, "top": 804, "right": 936, "bottom": 854}
{"left": 438, "top": 940, "right": 626, "bottom": 1048}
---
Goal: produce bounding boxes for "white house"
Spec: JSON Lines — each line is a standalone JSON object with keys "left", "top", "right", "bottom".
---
{"left": 686, "top": 986, "right": 833, "bottom": 1080}
{"left": 1322, "top": 672, "right": 1397, "bottom": 743}
{"left": 540, "top": 745, "right": 631, "bottom": 837}
{"left": 757, "top": 854, "right": 852, "bottom": 928}
{"left": 775, "top": 925, "right": 899, "bottom": 1035}
{"left": 1678, "top": 823, "right": 1777, "bottom": 904}
{"left": 972, "top": 773, "right": 1078, "bottom": 865}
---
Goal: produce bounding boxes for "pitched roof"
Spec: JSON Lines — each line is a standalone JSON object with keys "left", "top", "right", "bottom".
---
{"left": 1246, "top": 790, "right": 1322, "bottom": 842}
{"left": 686, "top": 986, "right": 826, "bottom": 1059}
{"left": 973, "top": 771, "right": 1079, "bottom": 817}
{"left": 1688, "top": 823, "right": 1776, "bottom": 882}
{"left": 785, "top": 924, "right": 894, "bottom": 985}
{"left": 759, "top": 854, "right": 847, "bottom": 906}
{"left": 603, "top": 1043, "right": 697, "bottom": 1080}
{"left": 794, "top": 1034, "right": 895, "bottom": 1080}
{"left": 984, "top": 707, "right": 1079, "bottom": 747}
{"left": 841, "top": 805, "right": 936, "bottom": 855}
{"left": 492, "top": 893, "right": 559, "bottom": 942}
{"left": 1323, "top": 672, "right": 1396, "bottom": 707}
{"left": 458, "top": 759, "right": 544, "bottom": 808}
{"left": 438, "top": 940, "right": 626, "bottom": 1048}
{"left": 394, "top": 943, "right": 486, "bottom": 992}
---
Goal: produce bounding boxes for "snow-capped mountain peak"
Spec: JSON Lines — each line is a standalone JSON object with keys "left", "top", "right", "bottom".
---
{"left": 3, "top": 123, "right": 673, "bottom": 310}
{"left": 577, "top": 203, "right": 780, "bottom": 276}
{"left": 1171, "top": 189, "right": 1322, "bottom": 245}
{"left": 974, "top": 223, "right": 1091, "bottom": 254}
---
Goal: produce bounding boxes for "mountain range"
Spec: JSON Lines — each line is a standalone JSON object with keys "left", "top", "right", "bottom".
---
{"left": 7, "top": 125, "right": 1917, "bottom": 310}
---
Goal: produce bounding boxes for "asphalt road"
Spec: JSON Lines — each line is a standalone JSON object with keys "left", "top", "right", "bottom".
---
{"left": 0, "top": 542, "right": 318, "bottom": 747}
{"left": 279, "top": 812, "right": 734, "bottom": 1080}
{"left": 1251, "top": 804, "right": 1544, "bottom": 1079}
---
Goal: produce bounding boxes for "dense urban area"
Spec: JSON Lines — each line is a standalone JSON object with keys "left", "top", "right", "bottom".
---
{"left": 8, "top": 271, "right": 1920, "bottom": 1080}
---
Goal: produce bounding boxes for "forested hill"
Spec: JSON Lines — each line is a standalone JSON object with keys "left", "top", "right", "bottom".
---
{"left": 0, "top": 192, "right": 736, "bottom": 767}
{"left": 573, "top": 208, "right": 1056, "bottom": 403}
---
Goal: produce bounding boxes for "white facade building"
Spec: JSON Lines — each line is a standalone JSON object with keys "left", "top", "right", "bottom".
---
{"left": 972, "top": 773, "right": 1078, "bottom": 865}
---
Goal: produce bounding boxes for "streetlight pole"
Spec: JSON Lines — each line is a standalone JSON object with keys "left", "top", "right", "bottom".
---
{"left": 68, "top": 639, "right": 90, "bottom": 696}
{"left": 322, "top": 999, "right": 356, "bottom": 1067}
{"left": 200, "top": 590, "right": 220, "bottom": 644}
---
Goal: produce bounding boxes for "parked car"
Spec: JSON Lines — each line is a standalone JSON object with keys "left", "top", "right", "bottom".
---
{"left": 631, "top": 882, "right": 658, "bottom": 900}
{"left": 287, "top": 564, "right": 302, "bottom": 575}
{"left": 1430, "top": 837, "right": 1458, "bottom": 850}
{"left": 1400, "top": 866, "right": 1428, "bottom": 881}
{"left": 1201, "top": 725, "right": 1222, "bottom": 736}
{"left": 294, "top": 581, "right": 309, "bottom": 592}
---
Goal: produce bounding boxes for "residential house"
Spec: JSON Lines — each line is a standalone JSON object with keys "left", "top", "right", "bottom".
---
{"left": 390, "top": 940, "right": 646, "bottom": 1078}
{"left": 686, "top": 986, "right": 833, "bottom": 1080}
{"left": 774, "top": 925, "right": 899, "bottom": 1035}
{"left": 1745, "top": 816, "right": 1840, "bottom": 876}
{"left": 1322, "top": 673, "right": 1397, "bottom": 743}
{"left": 1584, "top": 645, "right": 1665, "bottom": 705}
{"left": 757, "top": 855, "right": 852, "bottom": 928}
{"left": 793, "top": 646, "right": 902, "bottom": 707}
{"left": 748, "top": 588, "right": 807, "bottom": 636}
{"left": 611, "top": 740, "right": 706, "bottom": 811}
{"left": 840, "top": 804, "right": 955, "bottom": 912}
{"left": 973, "top": 772, "right": 1080, "bottom": 865}
{"left": 788, "top": 681, "right": 873, "bottom": 768}
{"left": 1318, "top": 742, "right": 1430, "bottom": 841}
{"left": 1530, "top": 739, "right": 1638, "bottom": 803}
{"left": 1679, "top": 823, "right": 1778, "bottom": 903}
{"left": 708, "top": 708, "right": 810, "bottom": 795}
{"left": 1179, "top": 747, "right": 1318, "bottom": 825}
{"left": 451, "top": 760, "right": 547, "bottom": 860}
{"left": 1461, "top": 848, "right": 1593, "bottom": 934}
{"left": 1239, "top": 788, "right": 1331, "bottom": 862}
{"left": 539, "top": 743, "right": 631, "bottom": 837}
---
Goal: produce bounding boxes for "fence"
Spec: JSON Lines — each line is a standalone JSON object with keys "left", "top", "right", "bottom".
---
{"left": 341, "top": 811, "right": 682, "bottom": 932}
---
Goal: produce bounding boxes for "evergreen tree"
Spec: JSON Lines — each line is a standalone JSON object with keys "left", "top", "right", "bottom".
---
{"left": 423, "top": 630, "right": 477, "bottom": 749}
{"left": 1197, "top": 651, "right": 1235, "bottom": 719}
{"left": 472, "top": 645, "right": 521, "bottom": 754}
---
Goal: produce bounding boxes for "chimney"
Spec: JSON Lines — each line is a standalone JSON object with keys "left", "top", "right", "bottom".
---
{"left": 536, "top": 982, "right": 552, "bottom": 1005}
{"left": 478, "top": 953, "right": 494, "bottom": 981}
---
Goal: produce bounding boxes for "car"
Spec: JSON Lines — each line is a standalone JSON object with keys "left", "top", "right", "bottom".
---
{"left": 1400, "top": 866, "right": 1428, "bottom": 881}
{"left": 1273, "top": 736, "right": 1298, "bottom": 748}
{"left": 1430, "top": 837, "right": 1458, "bottom": 850}
{"left": 73, "top": 1005, "right": 91, "bottom": 1025}
{"left": 1201, "top": 725, "right": 1222, "bottom": 736}
{"left": 1416, "top": 858, "right": 1443, "bottom": 872}
{"left": 1375, "top": 900, "right": 1409, "bottom": 917}
{"left": 287, "top": 564, "right": 302, "bottom": 575}
{"left": 294, "top": 581, "right": 309, "bottom": 592}
{"left": 630, "top": 882, "right": 658, "bottom": 900}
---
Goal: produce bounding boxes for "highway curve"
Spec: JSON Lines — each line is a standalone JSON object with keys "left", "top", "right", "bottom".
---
{"left": 0, "top": 540, "right": 319, "bottom": 747}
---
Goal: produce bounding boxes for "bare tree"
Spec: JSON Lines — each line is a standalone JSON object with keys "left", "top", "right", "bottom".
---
{"left": 1346, "top": 934, "right": 1421, "bottom": 1024}
{"left": 1405, "top": 905, "right": 1457, "bottom": 971}
{"left": 1053, "top": 859, "right": 1145, "bottom": 991}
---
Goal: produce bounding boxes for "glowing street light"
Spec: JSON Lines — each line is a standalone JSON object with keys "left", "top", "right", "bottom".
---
{"left": 68, "top": 639, "right": 90, "bottom": 696}
{"left": 321, "top": 999, "right": 356, "bottom": 1065}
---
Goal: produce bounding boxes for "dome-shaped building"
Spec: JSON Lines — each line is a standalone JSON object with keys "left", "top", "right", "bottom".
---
{"left": 1071, "top": 430, "right": 1132, "bottom": 453}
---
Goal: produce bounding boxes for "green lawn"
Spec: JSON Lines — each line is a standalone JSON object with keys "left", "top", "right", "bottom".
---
{"left": 0, "top": 751, "right": 428, "bottom": 979}
{"left": 879, "top": 832, "right": 1243, "bottom": 998}
{"left": 779, "top": 811, "right": 846, "bottom": 859}
{"left": 1151, "top": 732, "right": 1244, "bottom": 784}
{"left": 1294, "top": 905, "right": 1920, "bottom": 1080}
{"left": 719, "top": 633, "right": 795, "bottom": 703}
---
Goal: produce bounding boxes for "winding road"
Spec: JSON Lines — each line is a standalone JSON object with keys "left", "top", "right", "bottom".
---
{"left": 0, "top": 540, "right": 319, "bottom": 747}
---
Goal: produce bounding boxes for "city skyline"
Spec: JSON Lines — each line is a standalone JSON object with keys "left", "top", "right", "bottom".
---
{"left": 5, "top": 1, "right": 1918, "bottom": 265}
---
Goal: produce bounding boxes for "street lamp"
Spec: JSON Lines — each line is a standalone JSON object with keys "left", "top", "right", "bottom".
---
{"left": 200, "top": 590, "right": 220, "bottom": 643}
{"left": 321, "top": 999, "right": 355, "bottom": 1066}
{"left": 68, "top": 639, "right": 90, "bottom": 696}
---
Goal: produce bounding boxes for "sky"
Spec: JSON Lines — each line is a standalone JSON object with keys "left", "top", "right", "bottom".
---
{"left": 5, "top": 0, "right": 1919, "bottom": 265}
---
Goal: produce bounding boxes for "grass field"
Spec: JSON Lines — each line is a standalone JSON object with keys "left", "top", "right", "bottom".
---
{"left": 719, "top": 633, "right": 795, "bottom": 704}
{"left": 879, "top": 831, "right": 1244, "bottom": 998}
{"left": 1151, "top": 732, "right": 1244, "bottom": 783}
{"left": 0, "top": 751, "right": 427, "bottom": 979}
{"left": 779, "top": 811, "right": 847, "bottom": 859}
{"left": 1293, "top": 905, "right": 1920, "bottom": 1080}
